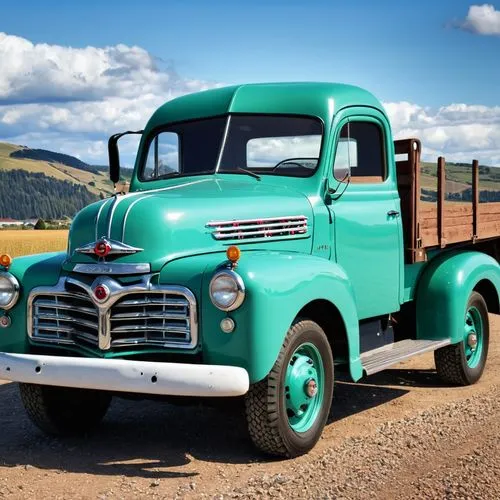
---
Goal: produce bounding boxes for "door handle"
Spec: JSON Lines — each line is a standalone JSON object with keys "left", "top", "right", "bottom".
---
{"left": 387, "top": 210, "right": 400, "bottom": 217}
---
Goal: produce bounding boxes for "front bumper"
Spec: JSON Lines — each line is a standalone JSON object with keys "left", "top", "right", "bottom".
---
{"left": 0, "top": 353, "right": 249, "bottom": 397}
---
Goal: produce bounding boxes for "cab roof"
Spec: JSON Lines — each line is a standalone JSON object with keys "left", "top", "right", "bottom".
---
{"left": 145, "top": 82, "right": 385, "bottom": 132}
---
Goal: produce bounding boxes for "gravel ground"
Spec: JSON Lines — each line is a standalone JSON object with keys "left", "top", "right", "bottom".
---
{"left": 223, "top": 385, "right": 500, "bottom": 499}
{"left": 0, "top": 315, "right": 499, "bottom": 499}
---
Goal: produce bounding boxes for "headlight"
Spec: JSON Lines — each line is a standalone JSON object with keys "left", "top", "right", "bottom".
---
{"left": 0, "top": 273, "right": 20, "bottom": 310}
{"left": 209, "top": 269, "right": 245, "bottom": 311}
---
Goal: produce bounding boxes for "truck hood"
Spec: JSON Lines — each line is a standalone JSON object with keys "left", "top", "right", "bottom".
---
{"left": 67, "top": 177, "right": 314, "bottom": 271}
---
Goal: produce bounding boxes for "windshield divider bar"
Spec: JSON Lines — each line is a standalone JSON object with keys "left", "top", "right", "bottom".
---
{"left": 215, "top": 115, "right": 231, "bottom": 173}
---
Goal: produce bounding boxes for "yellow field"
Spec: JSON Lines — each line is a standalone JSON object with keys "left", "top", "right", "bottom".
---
{"left": 0, "top": 230, "right": 69, "bottom": 257}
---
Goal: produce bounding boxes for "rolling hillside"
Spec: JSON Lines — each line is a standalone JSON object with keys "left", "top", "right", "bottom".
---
{"left": 1, "top": 139, "right": 499, "bottom": 219}
{"left": 419, "top": 161, "right": 500, "bottom": 203}
{"left": 0, "top": 142, "right": 113, "bottom": 197}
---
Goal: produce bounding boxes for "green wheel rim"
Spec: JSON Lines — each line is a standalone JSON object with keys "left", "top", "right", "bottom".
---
{"left": 463, "top": 306, "right": 484, "bottom": 369}
{"left": 284, "top": 342, "right": 325, "bottom": 433}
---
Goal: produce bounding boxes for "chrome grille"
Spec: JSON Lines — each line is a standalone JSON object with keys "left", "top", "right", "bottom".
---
{"left": 31, "top": 293, "right": 99, "bottom": 347}
{"left": 29, "top": 280, "right": 197, "bottom": 351}
{"left": 207, "top": 215, "right": 308, "bottom": 241}
{"left": 110, "top": 292, "right": 192, "bottom": 347}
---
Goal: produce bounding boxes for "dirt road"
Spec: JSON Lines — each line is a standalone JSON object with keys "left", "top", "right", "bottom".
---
{"left": 1, "top": 317, "right": 499, "bottom": 499}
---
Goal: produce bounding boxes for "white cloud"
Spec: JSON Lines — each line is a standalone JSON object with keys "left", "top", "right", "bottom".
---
{"left": 459, "top": 4, "right": 500, "bottom": 35}
{"left": 0, "top": 32, "right": 216, "bottom": 103}
{"left": 0, "top": 32, "right": 219, "bottom": 165}
{"left": 0, "top": 32, "right": 498, "bottom": 168}
{"left": 247, "top": 136, "right": 321, "bottom": 167}
{"left": 384, "top": 101, "right": 500, "bottom": 166}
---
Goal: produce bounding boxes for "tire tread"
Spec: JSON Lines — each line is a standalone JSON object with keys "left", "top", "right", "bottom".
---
{"left": 245, "top": 319, "right": 332, "bottom": 457}
{"left": 434, "top": 291, "right": 489, "bottom": 386}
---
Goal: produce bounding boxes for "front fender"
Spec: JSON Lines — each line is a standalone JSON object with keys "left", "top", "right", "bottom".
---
{"left": 415, "top": 250, "right": 500, "bottom": 344}
{"left": 0, "top": 252, "right": 66, "bottom": 352}
{"left": 195, "top": 251, "right": 361, "bottom": 383}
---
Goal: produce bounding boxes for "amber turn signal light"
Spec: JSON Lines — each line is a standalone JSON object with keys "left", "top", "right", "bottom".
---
{"left": 226, "top": 245, "right": 241, "bottom": 263}
{"left": 0, "top": 254, "right": 12, "bottom": 269}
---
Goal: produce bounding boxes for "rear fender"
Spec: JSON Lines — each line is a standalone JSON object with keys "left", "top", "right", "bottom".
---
{"left": 415, "top": 251, "right": 500, "bottom": 344}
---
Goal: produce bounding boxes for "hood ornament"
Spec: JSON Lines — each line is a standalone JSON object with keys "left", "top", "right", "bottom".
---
{"left": 75, "top": 238, "right": 143, "bottom": 258}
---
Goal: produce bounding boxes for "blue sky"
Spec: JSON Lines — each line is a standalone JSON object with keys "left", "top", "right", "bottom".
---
{"left": 0, "top": 0, "right": 499, "bottom": 165}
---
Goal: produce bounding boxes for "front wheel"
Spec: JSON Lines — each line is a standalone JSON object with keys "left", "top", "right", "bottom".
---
{"left": 434, "top": 291, "right": 489, "bottom": 385}
{"left": 19, "top": 384, "right": 112, "bottom": 436}
{"left": 245, "top": 319, "right": 334, "bottom": 457}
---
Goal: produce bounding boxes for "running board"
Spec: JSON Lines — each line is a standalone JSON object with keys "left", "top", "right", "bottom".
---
{"left": 361, "top": 339, "right": 452, "bottom": 376}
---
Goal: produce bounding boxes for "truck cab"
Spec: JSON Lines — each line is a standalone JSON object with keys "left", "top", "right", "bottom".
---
{"left": 1, "top": 82, "right": 498, "bottom": 457}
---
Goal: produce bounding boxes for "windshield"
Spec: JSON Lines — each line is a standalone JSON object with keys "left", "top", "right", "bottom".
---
{"left": 140, "top": 115, "right": 323, "bottom": 181}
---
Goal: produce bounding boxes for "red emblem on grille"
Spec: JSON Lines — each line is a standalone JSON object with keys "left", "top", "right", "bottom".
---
{"left": 94, "top": 239, "right": 111, "bottom": 257}
{"left": 94, "top": 284, "right": 109, "bottom": 301}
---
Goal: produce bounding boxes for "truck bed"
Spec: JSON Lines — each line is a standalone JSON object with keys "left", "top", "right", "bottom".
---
{"left": 395, "top": 138, "right": 500, "bottom": 263}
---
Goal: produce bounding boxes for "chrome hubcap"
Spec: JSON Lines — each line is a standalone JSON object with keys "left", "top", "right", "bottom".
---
{"left": 464, "top": 306, "right": 484, "bottom": 368}
{"left": 467, "top": 333, "right": 478, "bottom": 351}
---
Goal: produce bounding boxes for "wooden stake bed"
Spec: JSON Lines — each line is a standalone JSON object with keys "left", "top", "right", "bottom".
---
{"left": 395, "top": 138, "right": 500, "bottom": 263}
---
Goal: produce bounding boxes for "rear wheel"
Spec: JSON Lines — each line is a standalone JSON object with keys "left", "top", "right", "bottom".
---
{"left": 19, "top": 383, "right": 112, "bottom": 436}
{"left": 245, "top": 319, "right": 334, "bottom": 457}
{"left": 434, "top": 291, "right": 489, "bottom": 385}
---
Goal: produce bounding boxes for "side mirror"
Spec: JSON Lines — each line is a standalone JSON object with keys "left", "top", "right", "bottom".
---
{"left": 107, "top": 130, "right": 144, "bottom": 185}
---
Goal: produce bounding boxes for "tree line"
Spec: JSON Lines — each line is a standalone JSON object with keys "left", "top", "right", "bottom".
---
{"left": 0, "top": 170, "right": 98, "bottom": 220}
{"left": 10, "top": 148, "right": 101, "bottom": 175}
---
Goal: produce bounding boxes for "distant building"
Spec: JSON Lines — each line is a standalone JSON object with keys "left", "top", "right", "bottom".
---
{"left": 0, "top": 218, "right": 23, "bottom": 227}
{"left": 23, "top": 218, "right": 41, "bottom": 227}
{"left": 0, "top": 218, "right": 42, "bottom": 228}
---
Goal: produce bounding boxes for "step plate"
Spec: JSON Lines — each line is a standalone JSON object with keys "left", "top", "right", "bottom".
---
{"left": 361, "top": 338, "right": 452, "bottom": 376}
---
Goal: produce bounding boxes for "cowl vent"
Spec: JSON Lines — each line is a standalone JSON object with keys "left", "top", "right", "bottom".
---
{"left": 207, "top": 215, "right": 308, "bottom": 241}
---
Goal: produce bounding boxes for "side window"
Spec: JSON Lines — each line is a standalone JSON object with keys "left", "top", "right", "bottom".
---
{"left": 144, "top": 132, "right": 180, "bottom": 180}
{"left": 333, "top": 122, "right": 385, "bottom": 183}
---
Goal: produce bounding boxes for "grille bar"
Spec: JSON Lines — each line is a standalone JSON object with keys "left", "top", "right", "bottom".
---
{"left": 111, "top": 325, "right": 190, "bottom": 334}
{"left": 36, "top": 313, "right": 99, "bottom": 330}
{"left": 112, "top": 311, "right": 188, "bottom": 320}
{"left": 114, "top": 298, "right": 188, "bottom": 307}
{"left": 111, "top": 338, "right": 191, "bottom": 347}
{"left": 35, "top": 299, "right": 98, "bottom": 316}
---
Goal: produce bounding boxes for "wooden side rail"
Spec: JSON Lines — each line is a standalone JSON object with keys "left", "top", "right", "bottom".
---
{"left": 395, "top": 138, "right": 490, "bottom": 262}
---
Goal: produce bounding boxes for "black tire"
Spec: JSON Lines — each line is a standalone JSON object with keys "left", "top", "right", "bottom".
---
{"left": 19, "top": 383, "right": 112, "bottom": 436}
{"left": 245, "top": 319, "right": 334, "bottom": 457}
{"left": 434, "top": 291, "right": 489, "bottom": 386}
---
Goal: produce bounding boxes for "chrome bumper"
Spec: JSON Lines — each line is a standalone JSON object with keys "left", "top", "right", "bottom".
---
{"left": 0, "top": 353, "right": 249, "bottom": 397}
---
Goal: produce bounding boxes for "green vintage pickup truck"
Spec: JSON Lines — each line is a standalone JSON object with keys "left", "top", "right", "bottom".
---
{"left": 1, "top": 82, "right": 499, "bottom": 457}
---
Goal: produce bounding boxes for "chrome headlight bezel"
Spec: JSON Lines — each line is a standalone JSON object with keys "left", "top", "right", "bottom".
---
{"left": 0, "top": 272, "right": 20, "bottom": 311}
{"left": 209, "top": 269, "right": 245, "bottom": 312}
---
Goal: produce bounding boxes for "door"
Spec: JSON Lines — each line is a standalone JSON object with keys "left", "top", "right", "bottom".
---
{"left": 328, "top": 115, "right": 402, "bottom": 319}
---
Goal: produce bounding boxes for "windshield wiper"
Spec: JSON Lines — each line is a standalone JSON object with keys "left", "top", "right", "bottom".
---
{"left": 154, "top": 171, "right": 180, "bottom": 180}
{"left": 236, "top": 167, "right": 261, "bottom": 180}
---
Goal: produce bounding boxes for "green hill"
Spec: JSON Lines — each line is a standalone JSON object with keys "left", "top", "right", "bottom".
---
{"left": 0, "top": 142, "right": 114, "bottom": 197}
{"left": 0, "top": 141, "right": 117, "bottom": 220}
{"left": 421, "top": 161, "right": 500, "bottom": 190}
